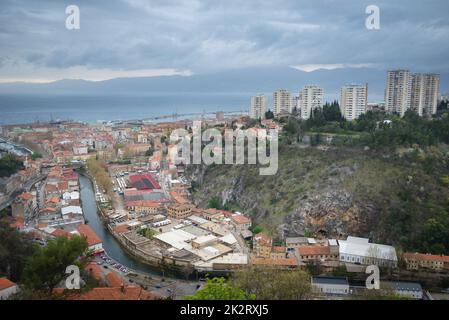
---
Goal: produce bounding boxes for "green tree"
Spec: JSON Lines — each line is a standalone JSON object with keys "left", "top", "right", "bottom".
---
{"left": 0, "top": 154, "right": 24, "bottom": 177}
{"left": 304, "top": 107, "right": 326, "bottom": 129}
{"left": 186, "top": 277, "right": 255, "bottom": 300}
{"left": 250, "top": 225, "right": 263, "bottom": 234}
{"left": 31, "top": 152, "right": 43, "bottom": 160}
{"left": 231, "top": 266, "right": 312, "bottom": 300}
{"left": 22, "top": 236, "right": 90, "bottom": 293}
{"left": 323, "top": 101, "right": 343, "bottom": 122}
{"left": 207, "top": 196, "right": 222, "bottom": 209}
{"left": 264, "top": 110, "right": 274, "bottom": 119}
{"left": 0, "top": 221, "right": 37, "bottom": 282}
{"left": 145, "top": 146, "right": 154, "bottom": 157}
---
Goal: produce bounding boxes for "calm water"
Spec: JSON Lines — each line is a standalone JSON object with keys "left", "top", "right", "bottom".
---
{"left": 79, "top": 174, "right": 161, "bottom": 276}
{"left": 0, "top": 93, "right": 249, "bottom": 125}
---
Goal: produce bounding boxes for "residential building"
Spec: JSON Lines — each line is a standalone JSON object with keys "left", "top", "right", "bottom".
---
{"left": 271, "top": 246, "right": 287, "bottom": 260}
{"left": 385, "top": 70, "right": 412, "bottom": 116}
{"left": 230, "top": 213, "right": 252, "bottom": 232}
{"left": 411, "top": 73, "right": 440, "bottom": 117}
{"left": 285, "top": 237, "right": 309, "bottom": 250}
{"left": 167, "top": 204, "right": 194, "bottom": 219}
{"left": 383, "top": 281, "right": 423, "bottom": 299}
{"left": 273, "top": 89, "right": 293, "bottom": 116}
{"left": 311, "top": 276, "right": 349, "bottom": 295}
{"left": 338, "top": 236, "right": 398, "bottom": 268}
{"left": 403, "top": 252, "right": 449, "bottom": 271}
{"left": 253, "top": 232, "right": 273, "bottom": 258}
{"left": 299, "top": 85, "right": 324, "bottom": 120}
{"left": 12, "top": 191, "right": 37, "bottom": 221}
{"left": 297, "top": 245, "right": 338, "bottom": 262}
{"left": 250, "top": 94, "right": 267, "bottom": 120}
{"left": 77, "top": 224, "right": 103, "bottom": 253}
{"left": 340, "top": 84, "right": 368, "bottom": 120}
{"left": 0, "top": 278, "right": 18, "bottom": 300}
{"left": 125, "top": 200, "right": 162, "bottom": 214}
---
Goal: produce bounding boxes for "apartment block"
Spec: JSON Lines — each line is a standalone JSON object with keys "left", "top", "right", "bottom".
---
{"left": 249, "top": 94, "right": 267, "bottom": 119}
{"left": 385, "top": 70, "right": 440, "bottom": 117}
{"left": 299, "top": 85, "right": 324, "bottom": 120}
{"left": 411, "top": 73, "right": 440, "bottom": 117}
{"left": 385, "top": 70, "right": 412, "bottom": 117}
{"left": 273, "top": 89, "right": 293, "bottom": 116}
{"left": 340, "top": 84, "right": 368, "bottom": 121}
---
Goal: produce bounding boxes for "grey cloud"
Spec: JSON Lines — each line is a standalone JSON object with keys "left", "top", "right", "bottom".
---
{"left": 0, "top": 0, "right": 448, "bottom": 80}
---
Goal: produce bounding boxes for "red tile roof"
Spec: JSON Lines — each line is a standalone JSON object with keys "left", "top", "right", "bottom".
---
{"left": 170, "top": 191, "right": 189, "bottom": 204}
{"left": 85, "top": 263, "right": 103, "bottom": 282}
{"left": 251, "top": 257, "right": 298, "bottom": 267}
{"left": 106, "top": 272, "right": 123, "bottom": 287}
{"left": 231, "top": 214, "right": 251, "bottom": 224}
{"left": 45, "top": 184, "right": 58, "bottom": 193}
{"left": 125, "top": 200, "right": 163, "bottom": 208}
{"left": 77, "top": 224, "right": 102, "bottom": 247}
{"left": 9, "top": 217, "right": 24, "bottom": 230}
{"left": 0, "top": 278, "right": 17, "bottom": 291}
{"left": 40, "top": 207, "right": 57, "bottom": 214}
{"left": 129, "top": 174, "right": 161, "bottom": 190}
{"left": 51, "top": 229, "right": 73, "bottom": 238}
{"left": 114, "top": 224, "right": 130, "bottom": 234}
{"left": 18, "top": 192, "right": 33, "bottom": 201}
{"left": 404, "top": 252, "right": 449, "bottom": 263}
{"left": 58, "top": 181, "right": 69, "bottom": 191}
{"left": 254, "top": 232, "right": 272, "bottom": 246}
{"left": 54, "top": 286, "right": 156, "bottom": 300}
{"left": 297, "top": 246, "right": 331, "bottom": 256}
{"left": 46, "top": 196, "right": 60, "bottom": 204}
{"left": 272, "top": 246, "right": 286, "bottom": 253}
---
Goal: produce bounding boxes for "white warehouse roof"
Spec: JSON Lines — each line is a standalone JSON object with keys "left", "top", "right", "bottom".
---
{"left": 193, "top": 234, "right": 217, "bottom": 244}
{"left": 154, "top": 229, "right": 196, "bottom": 250}
{"left": 188, "top": 215, "right": 209, "bottom": 225}
{"left": 219, "top": 233, "right": 238, "bottom": 245}
{"left": 339, "top": 237, "right": 397, "bottom": 261}
{"left": 61, "top": 206, "right": 83, "bottom": 216}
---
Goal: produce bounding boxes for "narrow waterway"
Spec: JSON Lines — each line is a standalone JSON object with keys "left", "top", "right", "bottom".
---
{"left": 79, "top": 174, "right": 161, "bottom": 276}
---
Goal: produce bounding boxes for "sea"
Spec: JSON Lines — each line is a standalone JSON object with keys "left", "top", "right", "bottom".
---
{"left": 0, "top": 93, "right": 251, "bottom": 125}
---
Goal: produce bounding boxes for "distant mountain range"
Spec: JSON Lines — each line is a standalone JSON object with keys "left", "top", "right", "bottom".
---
{"left": 1, "top": 66, "right": 448, "bottom": 102}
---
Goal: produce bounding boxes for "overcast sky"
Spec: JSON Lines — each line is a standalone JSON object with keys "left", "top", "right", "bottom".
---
{"left": 0, "top": 0, "right": 448, "bottom": 82}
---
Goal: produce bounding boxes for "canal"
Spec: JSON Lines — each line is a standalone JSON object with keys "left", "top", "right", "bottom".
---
{"left": 79, "top": 174, "right": 161, "bottom": 276}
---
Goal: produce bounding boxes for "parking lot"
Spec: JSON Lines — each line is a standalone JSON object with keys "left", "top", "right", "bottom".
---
{"left": 96, "top": 252, "right": 130, "bottom": 275}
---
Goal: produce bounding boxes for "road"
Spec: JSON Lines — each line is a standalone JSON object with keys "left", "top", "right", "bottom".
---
{"left": 93, "top": 254, "right": 200, "bottom": 299}
{"left": 231, "top": 229, "right": 249, "bottom": 254}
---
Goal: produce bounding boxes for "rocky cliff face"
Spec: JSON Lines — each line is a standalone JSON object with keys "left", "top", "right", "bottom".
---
{"left": 186, "top": 145, "right": 449, "bottom": 246}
